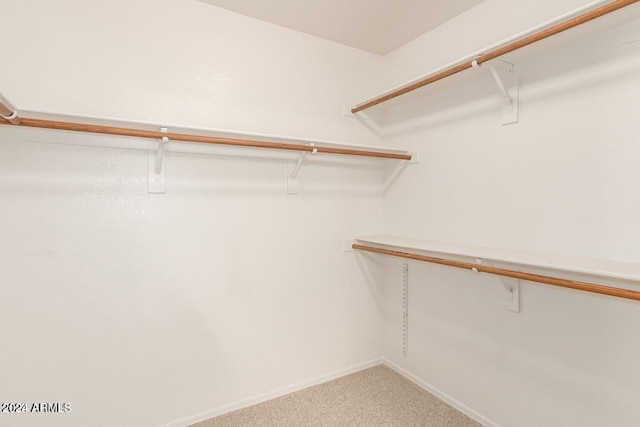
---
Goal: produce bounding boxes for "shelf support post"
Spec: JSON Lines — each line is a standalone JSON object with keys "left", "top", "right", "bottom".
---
{"left": 402, "top": 262, "right": 409, "bottom": 357}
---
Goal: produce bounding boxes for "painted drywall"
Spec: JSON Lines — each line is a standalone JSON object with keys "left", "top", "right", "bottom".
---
{"left": 380, "top": 0, "right": 614, "bottom": 88}
{"left": 0, "top": 1, "right": 388, "bottom": 426}
{"left": 378, "top": 1, "right": 640, "bottom": 426}
{"left": 0, "top": 134, "right": 386, "bottom": 427}
{"left": 0, "top": 0, "right": 385, "bottom": 144}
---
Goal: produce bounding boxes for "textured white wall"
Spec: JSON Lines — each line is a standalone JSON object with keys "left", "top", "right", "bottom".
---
{"left": 0, "top": 1, "right": 386, "bottom": 426}
{"left": 378, "top": 1, "right": 640, "bottom": 426}
{"left": 0, "top": 0, "right": 384, "bottom": 143}
{"left": 0, "top": 134, "right": 385, "bottom": 427}
{"left": 381, "top": 0, "right": 613, "bottom": 87}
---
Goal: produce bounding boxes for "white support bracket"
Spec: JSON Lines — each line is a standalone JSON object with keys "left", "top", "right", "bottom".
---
{"left": 499, "top": 276, "right": 520, "bottom": 313}
{"left": 148, "top": 127, "right": 168, "bottom": 194}
{"left": 473, "top": 258, "right": 520, "bottom": 313}
{"left": 489, "top": 61, "right": 519, "bottom": 125}
{"left": 488, "top": 65, "right": 513, "bottom": 108}
{"left": 472, "top": 59, "right": 519, "bottom": 125}
{"left": 287, "top": 143, "right": 317, "bottom": 194}
{"left": 291, "top": 143, "right": 316, "bottom": 180}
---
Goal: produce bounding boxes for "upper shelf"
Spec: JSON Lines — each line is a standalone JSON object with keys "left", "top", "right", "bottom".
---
{"left": 354, "top": 234, "right": 640, "bottom": 283}
{"left": 0, "top": 102, "right": 411, "bottom": 162}
{"left": 351, "top": 0, "right": 640, "bottom": 114}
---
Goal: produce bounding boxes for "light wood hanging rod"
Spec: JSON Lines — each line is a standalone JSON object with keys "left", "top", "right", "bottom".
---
{"left": 0, "top": 115, "right": 411, "bottom": 161}
{"left": 352, "top": 243, "right": 640, "bottom": 302}
{"left": 352, "top": 0, "right": 640, "bottom": 113}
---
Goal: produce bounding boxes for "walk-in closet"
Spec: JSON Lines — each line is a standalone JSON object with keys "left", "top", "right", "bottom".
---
{"left": 2, "top": 1, "right": 639, "bottom": 426}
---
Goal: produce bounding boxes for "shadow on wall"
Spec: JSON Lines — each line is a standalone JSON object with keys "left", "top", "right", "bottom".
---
{"left": 0, "top": 141, "right": 388, "bottom": 198}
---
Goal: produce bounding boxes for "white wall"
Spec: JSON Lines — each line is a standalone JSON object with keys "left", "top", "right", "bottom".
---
{"left": 381, "top": 0, "right": 613, "bottom": 87}
{"left": 0, "top": 1, "right": 387, "bottom": 426}
{"left": 378, "top": 1, "right": 640, "bottom": 426}
{"left": 0, "top": 0, "right": 384, "bottom": 143}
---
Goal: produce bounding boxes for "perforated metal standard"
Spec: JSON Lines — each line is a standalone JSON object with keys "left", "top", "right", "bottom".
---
{"left": 402, "top": 263, "right": 409, "bottom": 357}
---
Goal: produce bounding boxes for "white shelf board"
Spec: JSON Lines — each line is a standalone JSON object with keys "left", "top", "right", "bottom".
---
{"left": 355, "top": 235, "right": 640, "bottom": 283}
{"left": 351, "top": 0, "right": 640, "bottom": 114}
{"left": 10, "top": 109, "right": 410, "bottom": 158}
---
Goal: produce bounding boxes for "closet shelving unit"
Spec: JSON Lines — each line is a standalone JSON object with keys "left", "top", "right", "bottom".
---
{"left": 349, "top": 0, "right": 640, "bottom": 303}
{"left": 353, "top": 236, "right": 640, "bottom": 302}
{"left": 351, "top": 0, "right": 640, "bottom": 114}
{"left": 2, "top": 1, "right": 638, "bottom": 302}
{"left": 0, "top": 100, "right": 410, "bottom": 161}
{"left": 0, "top": 95, "right": 412, "bottom": 194}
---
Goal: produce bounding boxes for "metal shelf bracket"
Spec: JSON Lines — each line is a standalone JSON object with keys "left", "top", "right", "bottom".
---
{"left": 500, "top": 276, "right": 520, "bottom": 313}
{"left": 149, "top": 127, "right": 168, "bottom": 194}
{"left": 473, "top": 258, "right": 520, "bottom": 312}
{"left": 473, "top": 60, "right": 519, "bottom": 125}
{"left": 291, "top": 143, "right": 317, "bottom": 180}
{"left": 288, "top": 143, "right": 317, "bottom": 194}
{"left": 489, "top": 61, "right": 519, "bottom": 125}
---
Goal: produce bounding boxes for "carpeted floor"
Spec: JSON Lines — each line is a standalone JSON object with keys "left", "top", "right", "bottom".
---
{"left": 191, "top": 365, "right": 482, "bottom": 427}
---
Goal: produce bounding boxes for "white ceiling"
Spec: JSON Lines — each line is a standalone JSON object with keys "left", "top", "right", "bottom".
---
{"left": 197, "top": 0, "right": 485, "bottom": 55}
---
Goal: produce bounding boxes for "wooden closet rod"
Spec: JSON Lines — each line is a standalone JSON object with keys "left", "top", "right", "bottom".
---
{"left": 352, "top": 244, "right": 640, "bottom": 302}
{"left": 352, "top": 0, "right": 640, "bottom": 113}
{"left": 0, "top": 114, "right": 411, "bottom": 161}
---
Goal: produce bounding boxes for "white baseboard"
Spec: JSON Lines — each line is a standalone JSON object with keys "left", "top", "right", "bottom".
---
{"left": 160, "top": 357, "right": 384, "bottom": 427}
{"left": 382, "top": 358, "right": 500, "bottom": 427}
{"left": 161, "top": 357, "right": 499, "bottom": 427}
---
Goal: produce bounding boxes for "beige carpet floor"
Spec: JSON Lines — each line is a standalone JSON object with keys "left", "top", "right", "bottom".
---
{"left": 191, "top": 365, "right": 482, "bottom": 427}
